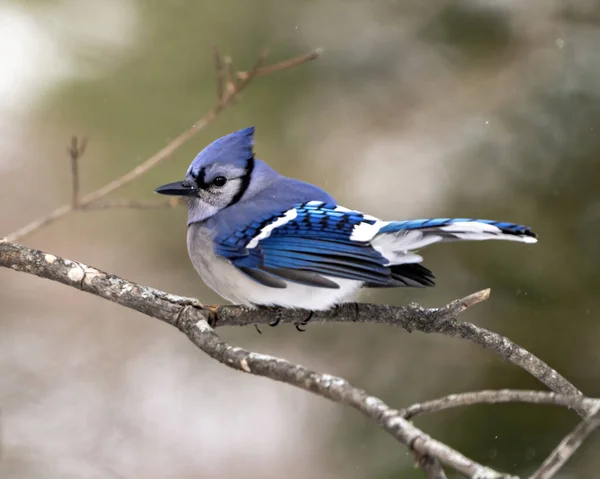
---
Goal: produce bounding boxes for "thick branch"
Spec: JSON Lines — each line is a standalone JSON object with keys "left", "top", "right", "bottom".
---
{"left": 0, "top": 241, "right": 586, "bottom": 420}
{"left": 0, "top": 241, "right": 516, "bottom": 478}
{"left": 3, "top": 242, "right": 598, "bottom": 478}
{"left": 184, "top": 317, "right": 511, "bottom": 478}
{"left": 212, "top": 303, "right": 585, "bottom": 410}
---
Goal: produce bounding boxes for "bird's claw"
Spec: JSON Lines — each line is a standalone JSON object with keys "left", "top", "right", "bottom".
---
{"left": 294, "top": 311, "right": 313, "bottom": 332}
{"left": 268, "top": 313, "right": 282, "bottom": 327}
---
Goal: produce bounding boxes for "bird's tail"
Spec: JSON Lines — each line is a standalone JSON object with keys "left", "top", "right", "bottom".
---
{"left": 372, "top": 218, "right": 537, "bottom": 264}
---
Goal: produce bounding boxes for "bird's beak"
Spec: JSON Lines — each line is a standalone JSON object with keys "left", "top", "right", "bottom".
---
{"left": 155, "top": 180, "right": 197, "bottom": 196}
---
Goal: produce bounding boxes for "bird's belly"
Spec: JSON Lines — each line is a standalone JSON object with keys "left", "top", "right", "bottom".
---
{"left": 187, "top": 229, "right": 361, "bottom": 309}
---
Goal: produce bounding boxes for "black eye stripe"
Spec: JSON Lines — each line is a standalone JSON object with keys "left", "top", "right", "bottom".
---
{"left": 227, "top": 156, "right": 254, "bottom": 207}
{"left": 193, "top": 167, "right": 208, "bottom": 189}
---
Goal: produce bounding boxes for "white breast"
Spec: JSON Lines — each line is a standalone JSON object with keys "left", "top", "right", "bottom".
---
{"left": 186, "top": 224, "right": 363, "bottom": 310}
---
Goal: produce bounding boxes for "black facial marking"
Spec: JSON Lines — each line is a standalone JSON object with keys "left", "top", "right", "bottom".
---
{"left": 227, "top": 156, "right": 255, "bottom": 207}
{"left": 192, "top": 167, "right": 209, "bottom": 189}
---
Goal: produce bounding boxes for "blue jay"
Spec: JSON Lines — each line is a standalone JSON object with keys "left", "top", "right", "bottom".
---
{"left": 156, "top": 127, "right": 537, "bottom": 310}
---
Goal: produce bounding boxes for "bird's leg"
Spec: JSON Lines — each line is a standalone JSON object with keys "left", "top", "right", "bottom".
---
{"left": 294, "top": 310, "right": 313, "bottom": 332}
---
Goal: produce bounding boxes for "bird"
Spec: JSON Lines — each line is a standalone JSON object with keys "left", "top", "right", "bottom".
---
{"left": 155, "top": 127, "right": 537, "bottom": 311}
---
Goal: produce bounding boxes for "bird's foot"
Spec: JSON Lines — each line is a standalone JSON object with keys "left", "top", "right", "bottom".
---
{"left": 294, "top": 311, "right": 313, "bottom": 332}
{"left": 268, "top": 307, "right": 285, "bottom": 327}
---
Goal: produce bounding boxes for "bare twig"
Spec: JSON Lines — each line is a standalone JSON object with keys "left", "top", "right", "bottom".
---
{"left": 224, "top": 56, "right": 236, "bottom": 95}
{"left": 237, "top": 48, "right": 323, "bottom": 79}
{"left": 529, "top": 405, "right": 600, "bottom": 479}
{"left": 446, "top": 288, "right": 491, "bottom": 314}
{"left": 2, "top": 48, "right": 321, "bottom": 243}
{"left": 0, "top": 241, "right": 513, "bottom": 479}
{"left": 67, "top": 136, "right": 87, "bottom": 207}
{"left": 212, "top": 45, "right": 224, "bottom": 101}
{"left": 401, "top": 390, "right": 599, "bottom": 420}
{"left": 437, "top": 320, "right": 585, "bottom": 405}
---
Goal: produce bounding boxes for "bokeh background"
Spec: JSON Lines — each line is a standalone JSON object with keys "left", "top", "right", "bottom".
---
{"left": 1, "top": 0, "right": 599, "bottom": 477}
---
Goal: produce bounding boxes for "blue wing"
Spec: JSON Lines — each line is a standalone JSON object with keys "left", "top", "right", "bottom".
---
{"left": 214, "top": 201, "right": 433, "bottom": 289}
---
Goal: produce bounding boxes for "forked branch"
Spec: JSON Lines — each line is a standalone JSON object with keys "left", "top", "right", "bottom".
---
{"left": 0, "top": 240, "right": 514, "bottom": 479}
{"left": 0, "top": 241, "right": 597, "bottom": 478}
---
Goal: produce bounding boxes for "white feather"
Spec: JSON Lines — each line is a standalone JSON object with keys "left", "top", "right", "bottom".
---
{"left": 350, "top": 219, "right": 388, "bottom": 242}
{"left": 372, "top": 230, "right": 442, "bottom": 253}
{"left": 440, "top": 222, "right": 538, "bottom": 243}
{"left": 326, "top": 205, "right": 386, "bottom": 242}
{"left": 247, "top": 208, "right": 297, "bottom": 249}
{"left": 449, "top": 232, "right": 538, "bottom": 243}
{"left": 371, "top": 220, "right": 536, "bottom": 265}
{"left": 440, "top": 222, "right": 502, "bottom": 234}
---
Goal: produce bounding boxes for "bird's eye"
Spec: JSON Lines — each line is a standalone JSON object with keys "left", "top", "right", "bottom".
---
{"left": 212, "top": 176, "right": 227, "bottom": 187}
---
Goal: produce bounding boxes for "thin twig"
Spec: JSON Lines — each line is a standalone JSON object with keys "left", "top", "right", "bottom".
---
{"left": 401, "top": 390, "right": 599, "bottom": 420}
{"left": 2, "top": 48, "right": 321, "bottom": 243}
{"left": 224, "top": 56, "right": 236, "bottom": 95}
{"left": 230, "top": 48, "right": 268, "bottom": 99}
{"left": 446, "top": 288, "right": 491, "bottom": 314}
{"left": 212, "top": 45, "right": 224, "bottom": 101}
{"left": 528, "top": 405, "right": 600, "bottom": 479}
{"left": 237, "top": 48, "right": 323, "bottom": 79}
{"left": 0, "top": 241, "right": 513, "bottom": 479}
{"left": 67, "top": 136, "right": 87, "bottom": 208}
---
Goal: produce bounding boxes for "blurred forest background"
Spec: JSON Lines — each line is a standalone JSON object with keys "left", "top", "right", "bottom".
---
{"left": 1, "top": 0, "right": 599, "bottom": 477}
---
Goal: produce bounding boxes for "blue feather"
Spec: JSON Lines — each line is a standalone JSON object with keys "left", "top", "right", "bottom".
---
{"left": 378, "top": 218, "right": 537, "bottom": 239}
{"left": 187, "top": 127, "right": 255, "bottom": 178}
{"left": 217, "top": 202, "right": 393, "bottom": 286}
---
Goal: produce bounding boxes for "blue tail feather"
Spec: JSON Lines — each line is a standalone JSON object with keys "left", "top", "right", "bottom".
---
{"left": 378, "top": 218, "right": 537, "bottom": 240}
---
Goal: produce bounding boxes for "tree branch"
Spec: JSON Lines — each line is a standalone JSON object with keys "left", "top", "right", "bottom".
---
{"left": 528, "top": 405, "right": 600, "bottom": 479}
{"left": 3, "top": 242, "right": 598, "bottom": 477}
{"left": 401, "top": 390, "right": 599, "bottom": 420}
{"left": 185, "top": 317, "right": 512, "bottom": 478}
{"left": 211, "top": 302, "right": 585, "bottom": 413}
{"left": 2, "top": 241, "right": 598, "bottom": 478}
{"left": 0, "top": 241, "right": 518, "bottom": 479}
{"left": 0, "top": 241, "right": 585, "bottom": 418}
{"left": 1, "top": 48, "right": 320, "bottom": 243}
{"left": 67, "top": 136, "right": 87, "bottom": 207}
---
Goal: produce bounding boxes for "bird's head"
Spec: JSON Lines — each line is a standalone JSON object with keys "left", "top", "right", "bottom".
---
{"left": 156, "top": 126, "right": 261, "bottom": 223}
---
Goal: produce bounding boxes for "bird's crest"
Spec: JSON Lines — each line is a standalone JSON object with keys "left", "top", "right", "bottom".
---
{"left": 187, "top": 126, "right": 255, "bottom": 177}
